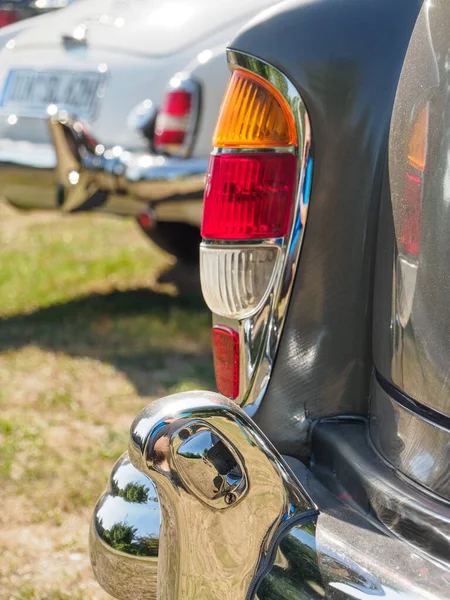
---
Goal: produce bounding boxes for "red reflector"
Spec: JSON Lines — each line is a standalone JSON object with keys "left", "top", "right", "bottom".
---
{"left": 212, "top": 326, "right": 239, "bottom": 399}
{"left": 201, "top": 153, "right": 297, "bottom": 240}
{"left": 138, "top": 212, "right": 153, "bottom": 230}
{"left": 0, "top": 9, "right": 19, "bottom": 27}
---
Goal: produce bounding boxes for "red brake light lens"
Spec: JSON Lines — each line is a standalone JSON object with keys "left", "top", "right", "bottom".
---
{"left": 201, "top": 152, "right": 297, "bottom": 240}
{"left": 0, "top": 9, "right": 20, "bottom": 28}
{"left": 212, "top": 326, "right": 239, "bottom": 399}
{"left": 154, "top": 88, "right": 194, "bottom": 153}
{"left": 161, "top": 89, "right": 192, "bottom": 117}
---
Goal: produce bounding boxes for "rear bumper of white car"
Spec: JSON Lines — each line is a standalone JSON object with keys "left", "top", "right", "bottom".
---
{"left": 0, "top": 135, "right": 206, "bottom": 227}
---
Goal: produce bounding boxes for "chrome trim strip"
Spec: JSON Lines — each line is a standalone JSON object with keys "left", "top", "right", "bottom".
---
{"left": 212, "top": 146, "right": 296, "bottom": 155}
{"left": 205, "top": 50, "right": 312, "bottom": 416}
{"left": 202, "top": 237, "right": 284, "bottom": 248}
{"left": 370, "top": 372, "right": 450, "bottom": 502}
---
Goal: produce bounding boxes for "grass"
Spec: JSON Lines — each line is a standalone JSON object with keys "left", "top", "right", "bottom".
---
{"left": 0, "top": 202, "right": 214, "bottom": 599}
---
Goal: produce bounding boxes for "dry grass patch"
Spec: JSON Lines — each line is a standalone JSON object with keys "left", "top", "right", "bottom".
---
{"left": 0, "top": 204, "right": 213, "bottom": 598}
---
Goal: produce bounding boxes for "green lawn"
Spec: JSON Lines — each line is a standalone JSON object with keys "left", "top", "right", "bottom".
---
{"left": 0, "top": 202, "right": 213, "bottom": 599}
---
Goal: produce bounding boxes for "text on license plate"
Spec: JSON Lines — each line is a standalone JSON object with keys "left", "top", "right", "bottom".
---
{"left": 0, "top": 70, "right": 105, "bottom": 118}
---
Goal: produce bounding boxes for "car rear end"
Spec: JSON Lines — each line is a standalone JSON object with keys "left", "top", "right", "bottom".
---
{"left": 89, "top": 0, "right": 450, "bottom": 597}
{"left": 0, "top": 0, "right": 277, "bottom": 214}
{"left": 200, "top": 0, "right": 450, "bottom": 589}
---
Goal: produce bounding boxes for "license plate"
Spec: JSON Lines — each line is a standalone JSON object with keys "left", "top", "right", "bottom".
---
{"left": 0, "top": 70, "right": 105, "bottom": 119}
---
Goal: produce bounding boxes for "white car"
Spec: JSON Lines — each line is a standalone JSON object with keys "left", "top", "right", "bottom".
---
{"left": 0, "top": 0, "right": 278, "bottom": 262}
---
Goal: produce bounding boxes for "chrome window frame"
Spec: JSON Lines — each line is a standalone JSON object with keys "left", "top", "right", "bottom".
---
{"left": 201, "top": 49, "right": 313, "bottom": 416}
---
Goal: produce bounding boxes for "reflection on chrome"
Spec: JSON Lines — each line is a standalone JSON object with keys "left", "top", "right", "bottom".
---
{"left": 90, "top": 453, "right": 160, "bottom": 599}
{"left": 48, "top": 112, "right": 208, "bottom": 214}
{"left": 91, "top": 390, "right": 318, "bottom": 600}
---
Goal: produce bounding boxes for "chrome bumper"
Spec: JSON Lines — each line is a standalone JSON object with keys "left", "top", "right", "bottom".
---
{"left": 0, "top": 116, "right": 207, "bottom": 226}
{"left": 91, "top": 391, "right": 448, "bottom": 600}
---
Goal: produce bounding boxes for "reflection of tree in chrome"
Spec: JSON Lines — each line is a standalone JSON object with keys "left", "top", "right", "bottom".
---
{"left": 256, "top": 525, "right": 324, "bottom": 599}
{"left": 96, "top": 518, "right": 159, "bottom": 557}
{"left": 110, "top": 479, "right": 152, "bottom": 504}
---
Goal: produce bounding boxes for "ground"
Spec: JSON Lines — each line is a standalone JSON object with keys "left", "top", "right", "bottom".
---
{"left": 0, "top": 202, "right": 213, "bottom": 599}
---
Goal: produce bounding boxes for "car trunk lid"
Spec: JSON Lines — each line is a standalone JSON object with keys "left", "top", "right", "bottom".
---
{"left": 10, "top": 0, "right": 277, "bottom": 57}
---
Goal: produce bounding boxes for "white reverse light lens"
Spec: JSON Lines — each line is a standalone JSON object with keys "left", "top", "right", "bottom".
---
{"left": 200, "top": 245, "right": 280, "bottom": 319}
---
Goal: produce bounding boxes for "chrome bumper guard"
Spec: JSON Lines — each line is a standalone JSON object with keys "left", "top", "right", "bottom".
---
{"left": 0, "top": 115, "right": 207, "bottom": 223}
{"left": 90, "top": 391, "right": 317, "bottom": 600}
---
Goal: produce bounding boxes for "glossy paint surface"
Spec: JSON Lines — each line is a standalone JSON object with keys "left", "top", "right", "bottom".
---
{"left": 0, "top": 0, "right": 278, "bottom": 152}
{"left": 230, "top": 0, "right": 423, "bottom": 456}
{"left": 312, "top": 421, "right": 450, "bottom": 569}
{"left": 379, "top": 0, "right": 450, "bottom": 417}
{"left": 370, "top": 0, "right": 450, "bottom": 503}
{"left": 370, "top": 373, "right": 450, "bottom": 502}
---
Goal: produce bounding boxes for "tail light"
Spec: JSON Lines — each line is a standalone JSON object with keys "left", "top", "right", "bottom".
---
{"left": 201, "top": 152, "right": 297, "bottom": 240}
{"left": 200, "top": 61, "right": 312, "bottom": 406}
{"left": 0, "top": 9, "right": 20, "bottom": 28}
{"left": 201, "top": 245, "right": 280, "bottom": 319}
{"left": 212, "top": 326, "right": 240, "bottom": 399}
{"left": 399, "top": 103, "right": 429, "bottom": 257}
{"left": 154, "top": 75, "right": 200, "bottom": 157}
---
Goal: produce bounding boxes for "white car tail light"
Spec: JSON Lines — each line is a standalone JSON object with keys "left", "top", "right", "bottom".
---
{"left": 154, "top": 75, "right": 200, "bottom": 157}
{"left": 200, "top": 245, "right": 280, "bottom": 320}
{"left": 200, "top": 53, "right": 312, "bottom": 412}
{"left": 0, "top": 9, "right": 20, "bottom": 28}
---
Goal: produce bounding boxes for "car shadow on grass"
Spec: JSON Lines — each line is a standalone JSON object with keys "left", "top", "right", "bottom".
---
{"left": 0, "top": 285, "right": 215, "bottom": 397}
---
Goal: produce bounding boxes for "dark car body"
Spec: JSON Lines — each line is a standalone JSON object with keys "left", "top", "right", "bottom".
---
{"left": 90, "top": 1, "right": 450, "bottom": 598}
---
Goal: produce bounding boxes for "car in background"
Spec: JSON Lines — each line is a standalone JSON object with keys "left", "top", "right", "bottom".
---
{"left": 89, "top": 0, "right": 450, "bottom": 598}
{"left": 0, "top": 0, "right": 279, "bottom": 263}
{"left": 0, "top": 0, "right": 75, "bottom": 28}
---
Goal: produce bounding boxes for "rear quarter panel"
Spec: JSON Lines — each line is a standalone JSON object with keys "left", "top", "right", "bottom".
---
{"left": 230, "top": 0, "right": 423, "bottom": 455}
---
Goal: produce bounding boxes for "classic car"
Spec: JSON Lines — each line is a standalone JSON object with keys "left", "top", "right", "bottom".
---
{"left": 0, "top": 0, "right": 278, "bottom": 263}
{"left": 0, "top": 0, "right": 75, "bottom": 28}
{"left": 89, "top": 0, "right": 450, "bottom": 597}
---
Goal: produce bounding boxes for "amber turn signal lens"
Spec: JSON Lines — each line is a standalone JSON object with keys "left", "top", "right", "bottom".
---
{"left": 213, "top": 69, "right": 297, "bottom": 148}
{"left": 407, "top": 104, "right": 428, "bottom": 172}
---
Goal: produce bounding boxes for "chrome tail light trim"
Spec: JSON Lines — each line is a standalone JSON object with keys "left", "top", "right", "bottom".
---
{"left": 203, "top": 50, "right": 313, "bottom": 416}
